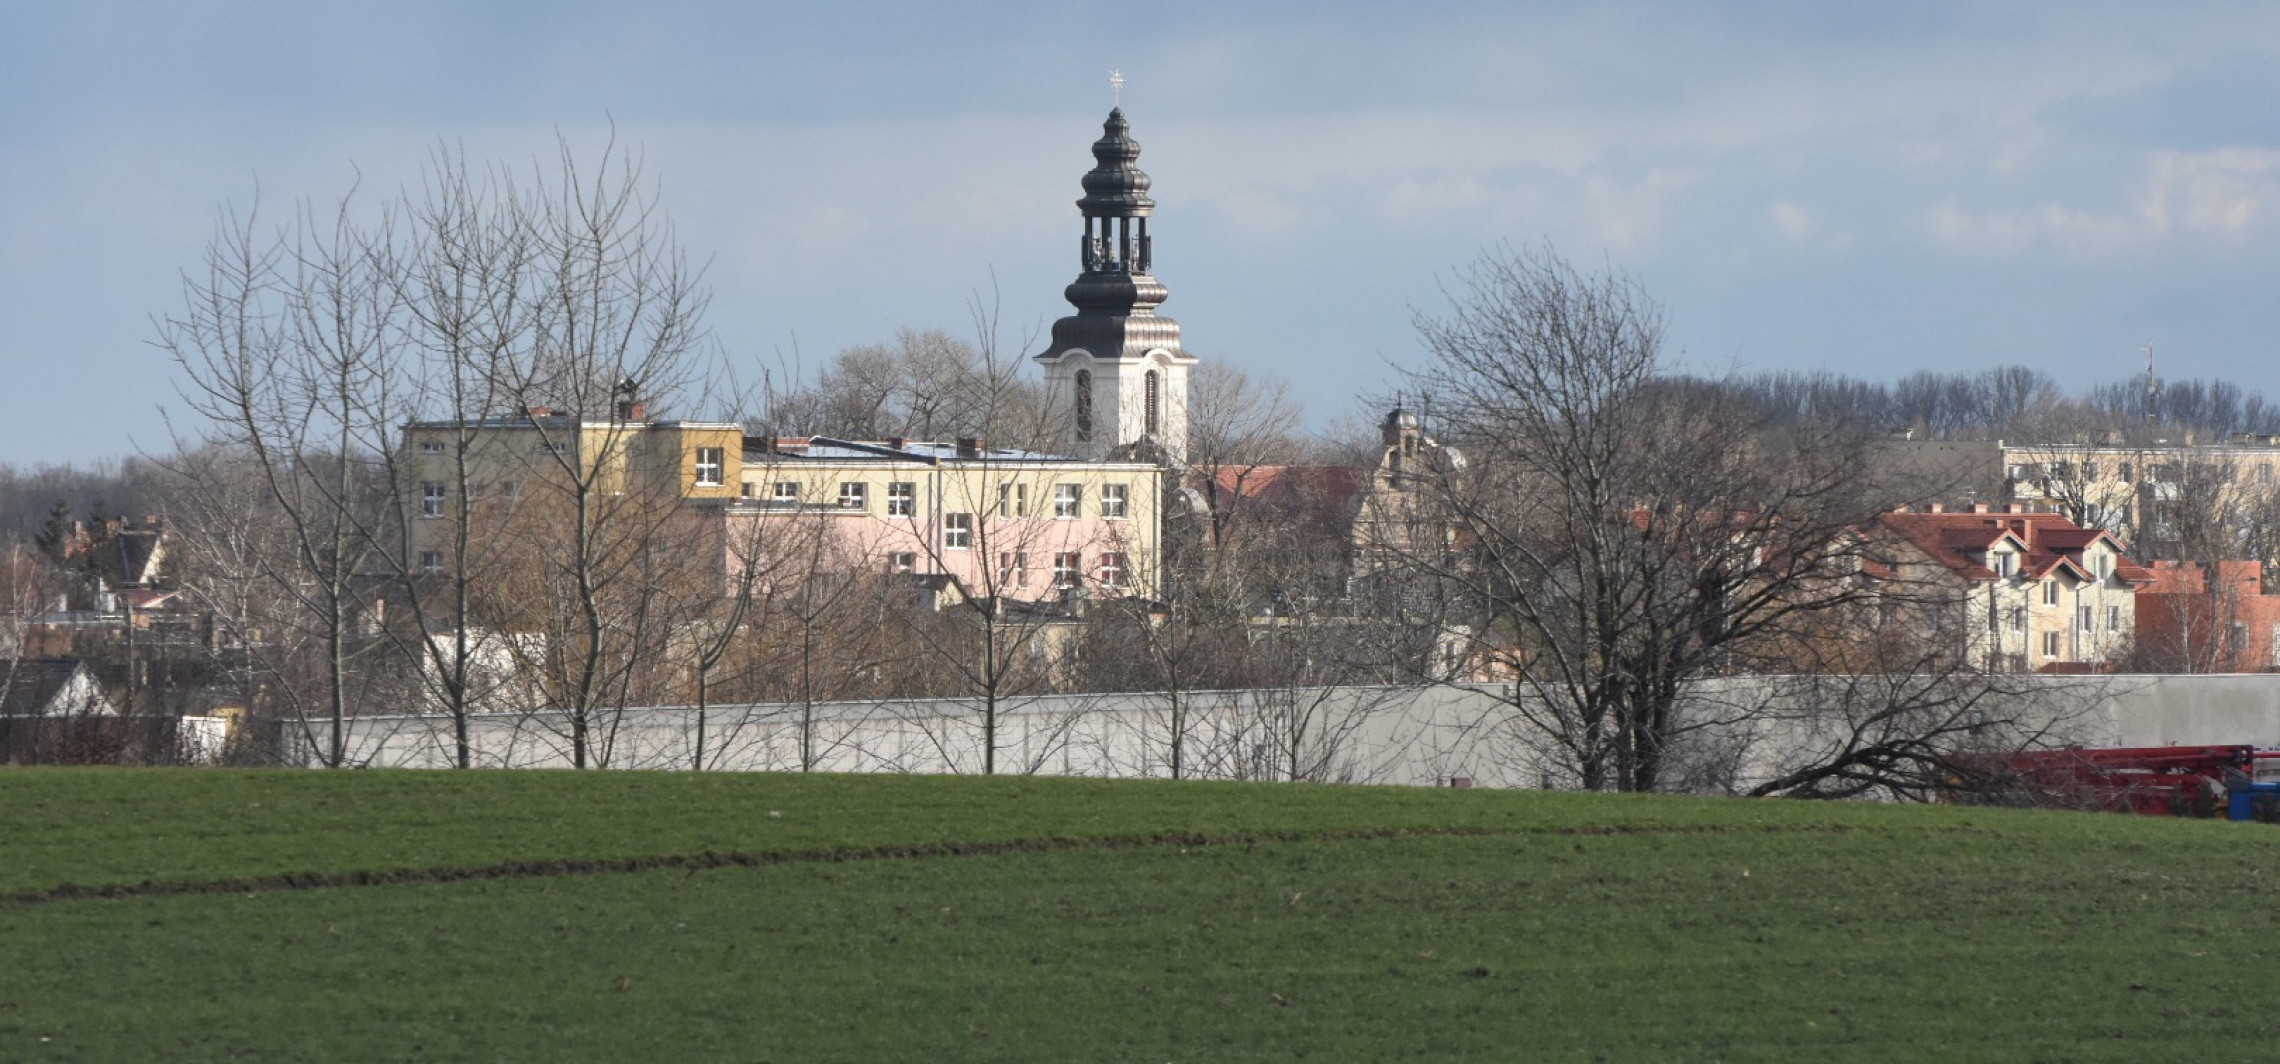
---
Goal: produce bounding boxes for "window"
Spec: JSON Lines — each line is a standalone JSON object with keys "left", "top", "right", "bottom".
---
{"left": 1144, "top": 370, "right": 1161, "bottom": 436}
{"left": 838, "top": 482, "right": 868, "bottom": 510}
{"left": 740, "top": 482, "right": 756, "bottom": 498}
{"left": 2110, "top": 606, "right": 2122, "bottom": 630}
{"left": 2091, "top": 553, "right": 2111, "bottom": 579}
{"left": 694, "top": 447, "right": 725, "bottom": 486}
{"left": 420, "top": 481, "right": 446, "bottom": 518}
{"left": 537, "top": 439, "right": 569, "bottom": 455}
{"left": 1101, "top": 483, "right": 1128, "bottom": 519}
{"left": 2084, "top": 461, "right": 2100, "bottom": 481}
{"left": 772, "top": 482, "right": 801, "bottom": 505}
{"left": 944, "top": 512, "right": 973, "bottom": 549}
{"left": 500, "top": 480, "right": 523, "bottom": 501}
{"left": 1074, "top": 370, "right": 1093, "bottom": 442}
{"left": 2079, "top": 605, "right": 2094, "bottom": 631}
{"left": 2043, "top": 631, "right": 2063, "bottom": 658}
{"left": 2118, "top": 462, "right": 2134, "bottom": 483}
{"left": 418, "top": 550, "right": 445, "bottom": 575}
{"left": 2263, "top": 465, "right": 2275, "bottom": 485}
{"left": 419, "top": 439, "right": 445, "bottom": 454}
{"left": 1053, "top": 551, "right": 1082, "bottom": 588}
{"left": 2042, "top": 581, "right": 2061, "bottom": 606}
{"left": 1100, "top": 552, "right": 1128, "bottom": 588}
{"left": 1992, "top": 551, "right": 2017, "bottom": 578}
{"left": 998, "top": 483, "right": 1026, "bottom": 517}
{"left": 1054, "top": 483, "right": 1082, "bottom": 519}
{"left": 1000, "top": 551, "right": 1030, "bottom": 588}
{"left": 887, "top": 482, "right": 916, "bottom": 517}
{"left": 887, "top": 552, "right": 916, "bottom": 574}
{"left": 2009, "top": 607, "right": 2025, "bottom": 633}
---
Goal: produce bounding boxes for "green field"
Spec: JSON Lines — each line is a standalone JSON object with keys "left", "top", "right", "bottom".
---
{"left": 5, "top": 770, "right": 2279, "bottom": 1062}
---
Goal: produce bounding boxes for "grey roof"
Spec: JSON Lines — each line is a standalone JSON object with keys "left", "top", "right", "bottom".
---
{"left": 0, "top": 658, "right": 94, "bottom": 715}
{"left": 742, "top": 437, "right": 1133, "bottom": 466}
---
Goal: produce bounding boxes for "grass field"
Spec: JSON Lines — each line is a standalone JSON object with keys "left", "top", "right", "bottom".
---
{"left": 5, "top": 769, "right": 2280, "bottom": 1062}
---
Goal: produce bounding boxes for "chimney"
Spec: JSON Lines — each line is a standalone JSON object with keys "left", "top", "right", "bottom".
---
{"left": 956, "top": 436, "right": 984, "bottom": 459}
{"left": 615, "top": 399, "right": 646, "bottom": 422}
{"left": 889, "top": 436, "right": 910, "bottom": 451}
{"left": 2005, "top": 502, "right": 2024, "bottom": 514}
{"left": 528, "top": 405, "right": 552, "bottom": 418}
{"left": 1971, "top": 503, "right": 1988, "bottom": 513}
{"left": 1929, "top": 503, "right": 1945, "bottom": 513}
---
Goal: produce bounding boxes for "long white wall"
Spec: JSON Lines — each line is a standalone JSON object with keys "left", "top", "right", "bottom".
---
{"left": 305, "top": 674, "right": 2280, "bottom": 788}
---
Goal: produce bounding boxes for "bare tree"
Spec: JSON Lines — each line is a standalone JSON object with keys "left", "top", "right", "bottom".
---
{"left": 1397, "top": 246, "right": 1926, "bottom": 792}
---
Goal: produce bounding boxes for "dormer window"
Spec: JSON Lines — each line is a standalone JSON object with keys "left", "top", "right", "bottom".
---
{"left": 1992, "top": 551, "right": 2018, "bottom": 578}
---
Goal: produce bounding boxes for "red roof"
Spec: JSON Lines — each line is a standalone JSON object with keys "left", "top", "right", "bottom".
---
{"left": 1876, "top": 509, "right": 2146, "bottom": 587}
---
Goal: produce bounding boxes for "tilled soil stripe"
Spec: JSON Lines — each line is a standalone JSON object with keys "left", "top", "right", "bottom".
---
{"left": 8, "top": 820, "right": 1856, "bottom": 907}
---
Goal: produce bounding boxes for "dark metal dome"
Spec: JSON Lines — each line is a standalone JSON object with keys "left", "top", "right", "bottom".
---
{"left": 1077, "top": 109, "right": 1154, "bottom": 217}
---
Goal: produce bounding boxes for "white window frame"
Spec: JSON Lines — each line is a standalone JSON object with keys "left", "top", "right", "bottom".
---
{"left": 2043, "top": 631, "right": 2063, "bottom": 658}
{"left": 888, "top": 552, "right": 916, "bottom": 574}
{"left": 418, "top": 439, "right": 446, "bottom": 454}
{"left": 1054, "top": 483, "right": 1081, "bottom": 519}
{"left": 1101, "top": 483, "right": 1129, "bottom": 519}
{"left": 887, "top": 482, "right": 916, "bottom": 517}
{"left": 418, "top": 550, "right": 446, "bottom": 575}
{"left": 694, "top": 447, "right": 725, "bottom": 487}
{"left": 998, "top": 483, "right": 1027, "bottom": 517}
{"left": 839, "top": 482, "right": 868, "bottom": 510}
{"left": 2042, "top": 580, "right": 2061, "bottom": 606}
{"left": 420, "top": 481, "right": 447, "bottom": 519}
{"left": 1100, "top": 551, "right": 1127, "bottom": 588}
{"left": 1000, "top": 551, "right": 1029, "bottom": 588}
{"left": 1053, "top": 551, "right": 1082, "bottom": 588}
{"left": 944, "top": 512, "right": 973, "bottom": 550}
{"left": 772, "top": 482, "right": 801, "bottom": 504}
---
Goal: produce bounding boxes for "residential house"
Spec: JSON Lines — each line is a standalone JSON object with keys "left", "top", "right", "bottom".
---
{"left": 2133, "top": 559, "right": 2280, "bottom": 672}
{"left": 1872, "top": 505, "right": 2152, "bottom": 671}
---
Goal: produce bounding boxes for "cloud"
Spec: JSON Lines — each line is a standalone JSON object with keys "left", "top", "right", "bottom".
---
{"left": 1926, "top": 147, "right": 2280, "bottom": 255}
{"left": 1582, "top": 168, "right": 1696, "bottom": 254}
{"left": 1768, "top": 201, "right": 1817, "bottom": 241}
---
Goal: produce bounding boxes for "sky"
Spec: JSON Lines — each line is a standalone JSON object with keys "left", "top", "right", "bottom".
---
{"left": 8, "top": 1, "right": 2280, "bottom": 467}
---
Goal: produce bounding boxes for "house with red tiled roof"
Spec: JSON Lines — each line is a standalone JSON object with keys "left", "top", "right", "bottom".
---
{"left": 2133, "top": 560, "right": 2280, "bottom": 672}
{"left": 1872, "top": 503, "right": 2152, "bottom": 672}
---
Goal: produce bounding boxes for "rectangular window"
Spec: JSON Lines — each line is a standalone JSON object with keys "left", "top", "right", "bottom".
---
{"left": 694, "top": 447, "right": 725, "bottom": 487}
{"left": 2043, "top": 631, "right": 2063, "bottom": 658}
{"left": 418, "top": 439, "right": 445, "bottom": 454}
{"left": 1000, "top": 551, "right": 1029, "bottom": 588}
{"left": 739, "top": 482, "right": 756, "bottom": 498}
{"left": 772, "top": 482, "right": 800, "bottom": 503}
{"left": 1992, "top": 551, "right": 2017, "bottom": 578}
{"left": 500, "top": 480, "right": 523, "bottom": 501}
{"left": 887, "top": 482, "right": 916, "bottom": 517}
{"left": 2110, "top": 606, "right": 2122, "bottom": 630}
{"left": 1099, "top": 552, "right": 1128, "bottom": 588}
{"left": 2083, "top": 461, "right": 2100, "bottom": 481}
{"left": 2079, "top": 605, "right": 2094, "bottom": 631}
{"left": 2118, "top": 462, "right": 2134, "bottom": 483}
{"left": 2009, "top": 607, "right": 2025, "bottom": 633}
{"left": 1053, "top": 551, "right": 1082, "bottom": 588}
{"left": 944, "top": 512, "right": 973, "bottom": 549}
{"left": 537, "top": 439, "right": 568, "bottom": 455}
{"left": 838, "top": 482, "right": 868, "bottom": 510}
{"left": 2042, "top": 581, "right": 2061, "bottom": 606}
{"left": 2261, "top": 464, "right": 2275, "bottom": 484}
{"left": 1101, "top": 483, "right": 1129, "bottom": 519}
{"left": 420, "top": 481, "right": 446, "bottom": 518}
{"left": 1054, "top": 483, "right": 1081, "bottom": 519}
{"left": 997, "top": 483, "right": 1027, "bottom": 517}
{"left": 888, "top": 552, "right": 915, "bottom": 574}
{"left": 418, "top": 550, "right": 445, "bottom": 575}
{"left": 2092, "top": 553, "right": 2111, "bottom": 579}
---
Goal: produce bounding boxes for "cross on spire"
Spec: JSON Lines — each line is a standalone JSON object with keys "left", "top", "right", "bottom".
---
{"left": 1109, "top": 68, "right": 1125, "bottom": 107}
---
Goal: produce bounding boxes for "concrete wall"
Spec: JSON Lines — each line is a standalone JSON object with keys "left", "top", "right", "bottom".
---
{"left": 305, "top": 674, "right": 2280, "bottom": 788}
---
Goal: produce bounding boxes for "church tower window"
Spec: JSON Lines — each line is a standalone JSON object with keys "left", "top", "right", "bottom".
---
{"left": 1075, "top": 370, "right": 1093, "bottom": 441}
{"left": 1145, "top": 370, "right": 1161, "bottom": 437}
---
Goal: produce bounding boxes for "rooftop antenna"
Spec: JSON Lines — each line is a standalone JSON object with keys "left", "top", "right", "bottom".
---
{"left": 2144, "top": 340, "right": 2162, "bottom": 424}
{"left": 1109, "top": 68, "right": 1125, "bottom": 108}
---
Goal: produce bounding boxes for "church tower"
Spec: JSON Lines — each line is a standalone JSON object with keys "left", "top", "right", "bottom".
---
{"left": 1035, "top": 108, "right": 1196, "bottom": 465}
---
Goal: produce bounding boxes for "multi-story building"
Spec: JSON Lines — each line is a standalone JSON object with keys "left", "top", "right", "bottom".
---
{"left": 400, "top": 398, "right": 745, "bottom": 575}
{"left": 728, "top": 435, "right": 1162, "bottom": 602}
{"left": 2134, "top": 559, "right": 2280, "bottom": 672}
{"left": 1872, "top": 505, "right": 2151, "bottom": 671}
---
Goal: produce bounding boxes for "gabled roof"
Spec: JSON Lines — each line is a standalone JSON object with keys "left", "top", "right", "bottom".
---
{"left": 1875, "top": 509, "right": 2149, "bottom": 586}
{"left": 0, "top": 658, "right": 106, "bottom": 716}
